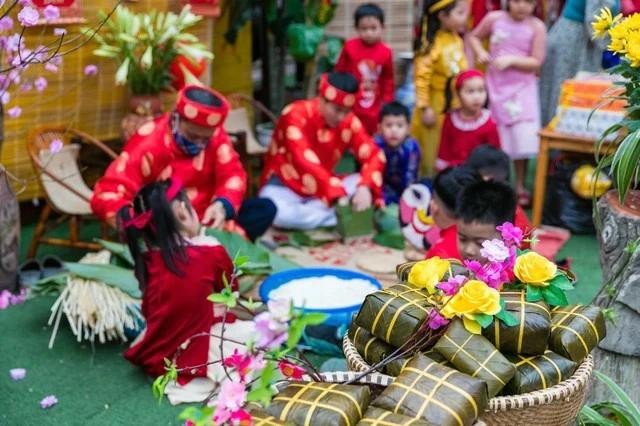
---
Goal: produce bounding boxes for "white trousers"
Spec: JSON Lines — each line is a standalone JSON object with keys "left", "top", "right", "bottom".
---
{"left": 259, "top": 174, "right": 360, "bottom": 230}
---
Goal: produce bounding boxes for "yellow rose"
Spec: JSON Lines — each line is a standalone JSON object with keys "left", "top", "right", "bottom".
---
{"left": 440, "top": 280, "right": 501, "bottom": 334}
{"left": 592, "top": 7, "right": 622, "bottom": 39}
{"left": 408, "top": 257, "right": 450, "bottom": 294}
{"left": 514, "top": 252, "right": 557, "bottom": 287}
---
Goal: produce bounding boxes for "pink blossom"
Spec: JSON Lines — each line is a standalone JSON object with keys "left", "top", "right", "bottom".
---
{"left": 19, "top": 0, "right": 32, "bottom": 6}
{"left": 53, "top": 28, "right": 66, "bottom": 36}
{"left": 5, "top": 34, "right": 23, "bottom": 53}
{"left": 1, "top": 91, "right": 10, "bottom": 105}
{"left": 480, "top": 239, "right": 510, "bottom": 262}
{"left": 18, "top": 6, "right": 39, "bottom": 27}
{"left": 84, "top": 64, "right": 98, "bottom": 76}
{"left": 40, "top": 395, "right": 58, "bottom": 409}
{"left": 0, "top": 17, "right": 14, "bottom": 32}
{"left": 278, "top": 360, "right": 306, "bottom": 379}
{"left": 213, "top": 407, "right": 232, "bottom": 424}
{"left": 437, "top": 275, "right": 467, "bottom": 296}
{"left": 268, "top": 298, "right": 291, "bottom": 322}
{"left": 184, "top": 421, "right": 195, "bottom": 426}
{"left": 43, "top": 5, "right": 60, "bottom": 22}
{"left": 49, "top": 138, "right": 63, "bottom": 153}
{"left": 217, "top": 380, "right": 247, "bottom": 411}
{"left": 20, "top": 82, "right": 32, "bottom": 92}
{"left": 497, "top": 222, "right": 524, "bottom": 247}
{"left": 10, "top": 368, "right": 26, "bottom": 380}
{"left": 223, "top": 349, "right": 254, "bottom": 381}
{"left": 34, "top": 76, "right": 47, "bottom": 92}
{"left": 427, "top": 309, "right": 449, "bottom": 330}
{"left": 44, "top": 63, "right": 58, "bottom": 73}
{"left": 464, "top": 260, "right": 508, "bottom": 290}
{"left": 0, "top": 290, "right": 10, "bottom": 309}
{"left": 229, "top": 408, "right": 252, "bottom": 423}
{"left": 254, "top": 312, "right": 288, "bottom": 349}
{"left": 7, "top": 106, "right": 21, "bottom": 118}
{"left": 9, "top": 289, "right": 27, "bottom": 305}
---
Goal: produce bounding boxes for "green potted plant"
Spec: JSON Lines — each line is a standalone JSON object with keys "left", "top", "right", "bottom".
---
{"left": 90, "top": 5, "right": 213, "bottom": 115}
{"left": 589, "top": 7, "right": 640, "bottom": 405}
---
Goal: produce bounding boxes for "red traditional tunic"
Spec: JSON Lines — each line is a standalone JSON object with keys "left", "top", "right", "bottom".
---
{"left": 124, "top": 237, "right": 235, "bottom": 384}
{"left": 260, "top": 99, "right": 386, "bottom": 205}
{"left": 91, "top": 114, "right": 247, "bottom": 223}
{"left": 436, "top": 109, "right": 501, "bottom": 171}
{"left": 334, "top": 38, "right": 395, "bottom": 135}
{"left": 425, "top": 225, "right": 461, "bottom": 261}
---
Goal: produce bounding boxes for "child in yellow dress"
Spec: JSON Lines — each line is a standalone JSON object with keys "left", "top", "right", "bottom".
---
{"left": 411, "top": 0, "right": 469, "bottom": 176}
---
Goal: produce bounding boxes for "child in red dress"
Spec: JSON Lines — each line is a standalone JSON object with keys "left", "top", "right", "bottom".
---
{"left": 334, "top": 3, "right": 394, "bottom": 135}
{"left": 119, "top": 178, "right": 253, "bottom": 404}
{"left": 436, "top": 69, "right": 501, "bottom": 171}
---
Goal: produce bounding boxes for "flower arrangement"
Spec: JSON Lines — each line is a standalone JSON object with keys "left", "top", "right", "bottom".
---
{"left": 591, "top": 7, "right": 640, "bottom": 203}
{"left": 407, "top": 222, "right": 573, "bottom": 335}
{"left": 89, "top": 5, "right": 213, "bottom": 95}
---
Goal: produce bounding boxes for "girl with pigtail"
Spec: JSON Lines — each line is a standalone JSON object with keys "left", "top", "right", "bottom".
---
{"left": 411, "top": 0, "right": 469, "bottom": 176}
{"left": 118, "top": 178, "right": 254, "bottom": 404}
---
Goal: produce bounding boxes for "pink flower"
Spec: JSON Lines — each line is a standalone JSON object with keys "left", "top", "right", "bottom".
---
{"left": 10, "top": 368, "right": 26, "bottom": 380}
{"left": 20, "top": 82, "right": 32, "bottom": 92}
{"left": 464, "top": 260, "right": 507, "bottom": 290}
{"left": 217, "top": 380, "right": 247, "bottom": 411}
{"left": 497, "top": 222, "right": 524, "bottom": 247}
{"left": 268, "top": 298, "right": 291, "bottom": 322}
{"left": 34, "top": 76, "right": 47, "bottom": 92}
{"left": 0, "top": 290, "right": 10, "bottom": 309}
{"left": 44, "top": 63, "right": 58, "bottom": 73}
{"left": 229, "top": 408, "right": 252, "bottom": 424}
{"left": 43, "top": 5, "right": 60, "bottom": 22}
{"left": 278, "top": 360, "right": 305, "bottom": 379}
{"left": 437, "top": 275, "right": 467, "bottom": 296}
{"left": 223, "top": 349, "right": 254, "bottom": 381}
{"left": 1, "top": 91, "right": 10, "bottom": 105}
{"left": 53, "top": 28, "right": 66, "bottom": 36}
{"left": 480, "top": 239, "right": 510, "bottom": 262}
{"left": 254, "top": 312, "right": 288, "bottom": 349}
{"left": 427, "top": 309, "right": 449, "bottom": 330}
{"left": 7, "top": 106, "right": 20, "bottom": 118}
{"left": 18, "top": 6, "right": 39, "bottom": 27}
{"left": 213, "top": 407, "right": 232, "bottom": 424}
{"left": 40, "top": 395, "right": 58, "bottom": 409}
{"left": 184, "top": 421, "right": 195, "bottom": 426}
{"left": 9, "top": 289, "right": 27, "bottom": 305}
{"left": 84, "top": 64, "right": 98, "bottom": 76}
{"left": 0, "top": 17, "right": 14, "bottom": 32}
{"left": 4, "top": 34, "right": 23, "bottom": 53}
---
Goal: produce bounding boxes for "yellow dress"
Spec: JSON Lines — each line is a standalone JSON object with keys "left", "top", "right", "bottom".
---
{"left": 411, "top": 30, "right": 467, "bottom": 176}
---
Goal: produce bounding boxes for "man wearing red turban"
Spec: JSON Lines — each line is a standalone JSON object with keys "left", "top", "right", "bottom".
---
{"left": 260, "top": 72, "right": 386, "bottom": 230}
{"left": 91, "top": 85, "right": 275, "bottom": 240}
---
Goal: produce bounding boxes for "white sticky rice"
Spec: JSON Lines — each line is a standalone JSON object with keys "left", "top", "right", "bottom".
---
{"left": 268, "top": 275, "right": 378, "bottom": 310}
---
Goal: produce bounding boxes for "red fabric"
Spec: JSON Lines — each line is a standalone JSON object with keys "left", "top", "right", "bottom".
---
{"left": 91, "top": 114, "right": 247, "bottom": 223}
{"left": 175, "top": 85, "right": 229, "bottom": 128}
{"left": 318, "top": 73, "right": 356, "bottom": 108}
{"left": 334, "top": 38, "right": 394, "bottom": 135}
{"left": 437, "top": 111, "right": 501, "bottom": 170}
{"left": 455, "top": 69, "right": 484, "bottom": 91}
{"left": 260, "top": 99, "right": 386, "bottom": 206}
{"left": 425, "top": 225, "right": 461, "bottom": 261}
{"left": 514, "top": 206, "right": 530, "bottom": 233}
{"left": 124, "top": 244, "right": 235, "bottom": 383}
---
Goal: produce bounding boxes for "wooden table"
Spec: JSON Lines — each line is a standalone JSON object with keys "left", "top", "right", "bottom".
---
{"left": 532, "top": 129, "right": 614, "bottom": 226}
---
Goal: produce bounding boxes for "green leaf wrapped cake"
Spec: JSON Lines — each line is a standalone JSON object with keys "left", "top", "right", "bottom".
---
{"left": 250, "top": 408, "right": 294, "bottom": 425}
{"left": 357, "top": 406, "right": 430, "bottom": 425}
{"left": 373, "top": 354, "right": 489, "bottom": 426}
{"left": 354, "top": 284, "right": 434, "bottom": 348}
{"left": 549, "top": 304, "right": 606, "bottom": 363}
{"left": 482, "top": 290, "right": 551, "bottom": 355}
{"left": 268, "top": 382, "right": 370, "bottom": 426}
{"left": 503, "top": 350, "right": 577, "bottom": 395}
{"left": 348, "top": 325, "right": 396, "bottom": 367}
{"left": 434, "top": 319, "right": 516, "bottom": 397}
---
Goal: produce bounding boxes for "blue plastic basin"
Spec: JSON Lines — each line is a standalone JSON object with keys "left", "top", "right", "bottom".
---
{"left": 259, "top": 268, "right": 381, "bottom": 327}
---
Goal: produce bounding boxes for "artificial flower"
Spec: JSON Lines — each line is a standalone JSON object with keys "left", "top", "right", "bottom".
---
{"left": 440, "top": 280, "right": 501, "bottom": 334}
{"left": 84, "top": 64, "right": 98, "bottom": 76}
{"left": 40, "top": 395, "right": 58, "bottom": 409}
{"left": 17, "top": 6, "right": 39, "bottom": 27}
{"left": 217, "top": 380, "right": 247, "bottom": 411}
{"left": 464, "top": 260, "right": 508, "bottom": 290}
{"left": 0, "top": 290, "right": 11, "bottom": 309}
{"left": 267, "top": 298, "right": 291, "bottom": 323}
{"left": 0, "top": 91, "right": 9, "bottom": 105}
{"left": 254, "top": 312, "right": 288, "bottom": 349}
{"left": 514, "top": 252, "right": 557, "bottom": 287}
{"left": 223, "top": 349, "right": 253, "bottom": 381}
{"left": 10, "top": 368, "right": 26, "bottom": 380}
{"left": 43, "top": 5, "right": 60, "bottom": 22}
{"left": 427, "top": 309, "right": 449, "bottom": 330}
{"left": 480, "top": 239, "right": 510, "bottom": 262}
{"left": 10, "top": 289, "right": 27, "bottom": 306}
{"left": 49, "top": 138, "right": 63, "bottom": 154}
{"left": 34, "top": 76, "right": 47, "bottom": 92}
{"left": 436, "top": 275, "right": 467, "bottom": 296}
{"left": 0, "top": 17, "right": 13, "bottom": 32}
{"left": 408, "top": 257, "right": 450, "bottom": 294}
{"left": 44, "top": 63, "right": 58, "bottom": 73}
{"left": 278, "top": 360, "right": 305, "bottom": 379}
{"left": 496, "top": 222, "right": 523, "bottom": 246}
{"left": 592, "top": 7, "right": 622, "bottom": 39}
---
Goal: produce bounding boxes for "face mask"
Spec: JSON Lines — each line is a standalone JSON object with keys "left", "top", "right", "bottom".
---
{"left": 172, "top": 113, "right": 208, "bottom": 157}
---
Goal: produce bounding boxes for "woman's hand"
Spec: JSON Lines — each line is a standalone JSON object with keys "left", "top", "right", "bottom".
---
{"left": 492, "top": 55, "right": 514, "bottom": 71}
{"left": 202, "top": 201, "right": 226, "bottom": 229}
{"left": 351, "top": 186, "right": 373, "bottom": 212}
{"left": 421, "top": 107, "right": 436, "bottom": 127}
{"left": 475, "top": 48, "right": 491, "bottom": 64}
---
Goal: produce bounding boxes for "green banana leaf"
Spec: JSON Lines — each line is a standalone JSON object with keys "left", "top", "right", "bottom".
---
{"left": 63, "top": 262, "right": 141, "bottom": 298}
{"left": 96, "top": 239, "right": 135, "bottom": 267}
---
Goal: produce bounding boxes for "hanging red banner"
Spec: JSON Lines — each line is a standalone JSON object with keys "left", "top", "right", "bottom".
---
{"left": 32, "top": 0, "right": 76, "bottom": 7}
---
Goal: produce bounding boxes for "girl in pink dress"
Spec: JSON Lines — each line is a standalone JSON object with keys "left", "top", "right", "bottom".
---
{"left": 467, "top": 0, "right": 546, "bottom": 206}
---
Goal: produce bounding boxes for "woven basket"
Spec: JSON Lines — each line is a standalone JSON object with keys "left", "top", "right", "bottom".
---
{"left": 342, "top": 335, "right": 594, "bottom": 426}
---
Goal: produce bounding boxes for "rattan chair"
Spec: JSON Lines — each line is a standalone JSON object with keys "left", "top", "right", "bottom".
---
{"left": 26, "top": 126, "right": 118, "bottom": 258}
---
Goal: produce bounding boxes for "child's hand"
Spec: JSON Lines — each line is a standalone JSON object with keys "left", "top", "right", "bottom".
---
{"left": 492, "top": 56, "right": 514, "bottom": 71}
{"left": 421, "top": 107, "right": 436, "bottom": 127}
{"left": 351, "top": 186, "right": 373, "bottom": 212}
{"left": 202, "top": 201, "right": 226, "bottom": 229}
{"left": 476, "top": 49, "right": 491, "bottom": 65}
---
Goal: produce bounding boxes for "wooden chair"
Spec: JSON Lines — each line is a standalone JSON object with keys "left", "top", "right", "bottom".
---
{"left": 225, "top": 93, "right": 278, "bottom": 195}
{"left": 26, "top": 126, "right": 118, "bottom": 258}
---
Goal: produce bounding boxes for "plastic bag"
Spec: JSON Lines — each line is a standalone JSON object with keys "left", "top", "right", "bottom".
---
{"left": 542, "top": 157, "right": 595, "bottom": 234}
{"left": 286, "top": 24, "right": 323, "bottom": 61}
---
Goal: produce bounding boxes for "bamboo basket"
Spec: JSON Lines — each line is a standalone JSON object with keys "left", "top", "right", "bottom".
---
{"left": 342, "top": 335, "right": 594, "bottom": 426}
